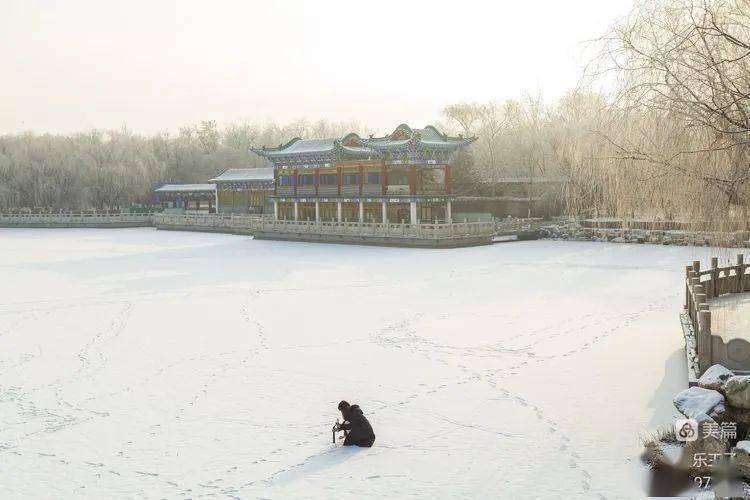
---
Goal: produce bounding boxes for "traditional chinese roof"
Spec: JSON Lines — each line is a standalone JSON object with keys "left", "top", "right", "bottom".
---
{"left": 251, "top": 138, "right": 376, "bottom": 166}
{"left": 209, "top": 167, "right": 275, "bottom": 183}
{"left": 251, "top": 125, "right": 476, "bottom": 167}
{"left": 363, "top": 124, "right": 476, "bottom": 152}
{"left": 155, "top": 183, "right": 216, "bottom": 193}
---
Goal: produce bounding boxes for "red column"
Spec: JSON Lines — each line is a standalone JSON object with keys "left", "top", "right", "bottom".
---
{"left": 382, "top": 163, "right": 388, "bottom": 195}
{"left": 409, "top": 166, "right": 417, "bottom": 195}
{"left": 314, "top": 168, "right": 319, "bottom": 196}
{"left": 359, "top": 165, "right": 364, "bottom": 196}
{"left": 337, "top": 166, "right": 342, "bottom": 196}
{"left": 293, "top": 169, "right": 298, "bottom": 196}
{"left": 445, "top": 165, "right": 451, "bottom": 195}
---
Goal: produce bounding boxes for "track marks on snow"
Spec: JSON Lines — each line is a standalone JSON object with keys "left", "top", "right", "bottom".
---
{"left": 369, "top": 313, "right": 599, "bottom": 496}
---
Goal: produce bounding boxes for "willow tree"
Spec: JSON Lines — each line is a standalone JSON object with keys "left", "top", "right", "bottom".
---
{"left": 594, "top": 0, "right": 750, "bottom": 225}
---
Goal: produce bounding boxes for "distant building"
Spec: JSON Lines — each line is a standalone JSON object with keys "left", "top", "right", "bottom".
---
{"left": 252, "top": 124, "right": 475, "bottom": 223}
{"left": 456, "top": 176, "right": 566, "bottom": 218}
{"left": 208, "top": 167, "right": 274, "bottom": 215}
{"left": 154, "top": 184, "right": 217, "bottom": 213}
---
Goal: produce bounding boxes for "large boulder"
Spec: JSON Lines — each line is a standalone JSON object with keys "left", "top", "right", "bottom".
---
{"left": 725, "top": 376, "right": 750, "bottom": 409}
{"left": 681, "top": 418, "right": 730, "bottom": 474}
{"left": 674, "top": 386, "right": 726, "bottom": 420}
{"left": 725, "top": 405, "right": 750, "bottom": 427}
{"left": 732, "top": 441, "right": 750, "bottom": 479}
{"left": 698, "top": 364, "right": 734, "bottom": 392}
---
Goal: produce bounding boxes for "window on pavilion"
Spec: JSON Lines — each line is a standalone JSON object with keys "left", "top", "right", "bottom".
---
{"left": 343, "top": 173, "right": 360, "bottom": 185}
{"left": 298, "top": 174, "right": 314, "bottom": 185}
{"left": 320, "top": 174, "right": 337, "bottom": 185}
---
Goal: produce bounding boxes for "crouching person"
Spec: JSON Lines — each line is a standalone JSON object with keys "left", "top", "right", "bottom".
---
{"left": 337, "top": 400, "right": 375, "bottom": 447}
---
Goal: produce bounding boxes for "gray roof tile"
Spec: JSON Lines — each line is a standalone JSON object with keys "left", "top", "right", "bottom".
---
{"left": 155, "top": 183, "right": 216, "bottom": 193}
{"left": 209, "top": 167, "right": 275, "bottom": 182}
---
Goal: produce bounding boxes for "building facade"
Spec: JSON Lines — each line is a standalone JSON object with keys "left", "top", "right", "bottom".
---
{"left": 154, "top": 184, "right": 217, "bottom": 213}
{"left": 209, "top": 167, "right": 275, "bottom": 215}
{"left": 252, "top": 124, "right": 475, "bottom": 224}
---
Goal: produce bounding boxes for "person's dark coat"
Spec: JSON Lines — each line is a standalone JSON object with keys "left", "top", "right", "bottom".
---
{"left": 340, "top": 404, "right": 375, "bottom": 447}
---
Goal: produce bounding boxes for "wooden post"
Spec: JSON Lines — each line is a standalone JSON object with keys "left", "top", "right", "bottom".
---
{"left": 710, "top": 257, "right": 719, "bottom": 299}
{"left": 698, "top": 310, "right": 712, "bottom": 375}
{"left": 690, "top": 278, "right": 700, "bottom": 326}
{"left": 409, "top": 166, "right": 417, "bottom": 195}
{"left": 738, "top": 254, "right": 745, "bottom": 293}
{"left": 693, "top": 260, "right": 701, "bottom": 274}
{"left": 694, "top": 285, "right": 705, "bottom": 318}
{"left": 686, "top": 267, "right": 693, "bottom": 310}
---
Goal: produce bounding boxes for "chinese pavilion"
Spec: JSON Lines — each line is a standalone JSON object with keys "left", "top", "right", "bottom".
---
{"left": 252, "top": 124, "right": 475, "bottom": 223}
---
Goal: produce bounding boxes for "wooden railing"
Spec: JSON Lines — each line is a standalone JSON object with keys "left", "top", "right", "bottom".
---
{"left": 152, "top": 213, "right": 495, "bottom": 239}
{"left": 685, "top": 254, "right": 750, "bottom": 374}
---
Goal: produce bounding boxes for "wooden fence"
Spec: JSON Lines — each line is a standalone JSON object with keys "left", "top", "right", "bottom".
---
{"left": 583, "top": 217, "right": 750, "bottom": 232}
{"left": 685, "top": 254, "right": 750, "bottom": 374}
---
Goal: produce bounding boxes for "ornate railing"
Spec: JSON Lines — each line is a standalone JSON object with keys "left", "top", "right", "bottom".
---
{"left": 685, "top": 254, "right": 750, "bottom": 375}
{"left": 0, "top": 212, "right": 496, "bottom": 243}
{"left": 152, "top": 213, "right": 495, "bottom": 239}
{"left": 0, "top": 212, "right": 153, "bottom": 225}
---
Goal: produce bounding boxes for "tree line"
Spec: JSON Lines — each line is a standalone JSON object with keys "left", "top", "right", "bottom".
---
{"left": 2, "top": 0, "right": 748, "bottom": 227}
{"left": 0, "top": 120, "right": 369, "bottom": 210}
{"left": 443, "top": 0, "right": 750, "bottom": 226}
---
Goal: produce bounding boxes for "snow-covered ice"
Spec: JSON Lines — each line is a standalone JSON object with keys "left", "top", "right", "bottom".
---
{"left": 0, "top": 228, "right": 744, "bottom": 498}
{"left": 711, "top": 293, "right": 750, "bottom": 341}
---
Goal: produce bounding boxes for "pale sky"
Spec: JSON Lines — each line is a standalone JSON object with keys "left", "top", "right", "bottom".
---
{"left": 1, "top": 0, "right": 633, "bottom": 135}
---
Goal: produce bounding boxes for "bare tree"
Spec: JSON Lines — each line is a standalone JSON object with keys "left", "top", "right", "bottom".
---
{"left": 592, "top": 0, "right": 750, "bottom": 221}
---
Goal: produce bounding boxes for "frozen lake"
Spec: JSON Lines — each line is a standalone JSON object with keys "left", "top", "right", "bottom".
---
{"left": 0, "top": 228, "right": 742, "bottom": 498}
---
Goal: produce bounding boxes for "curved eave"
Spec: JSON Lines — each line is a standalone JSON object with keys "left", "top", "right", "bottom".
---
{"left": 363, "top": 138, "right": 476, "bottom": 151}
{"left": 250, "top": 137, "right": 305, "bottom": 157}
{"left": 262, "top": 149, "right": 336, "bottom": 159}
{"left": 422, "top": 137, "right": 477, "bottom": 148}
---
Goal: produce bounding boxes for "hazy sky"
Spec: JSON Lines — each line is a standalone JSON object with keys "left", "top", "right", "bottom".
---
{"left": 1, "top": 0, "right": 633, "bottom": 135}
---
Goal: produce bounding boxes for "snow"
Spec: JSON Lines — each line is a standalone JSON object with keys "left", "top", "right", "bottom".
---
{"left": 673, "top": 387, "right": 725, "bottom": 420}
{"left": 711, "top": 293, "right": 750, "bottom": 341}
{"left": 736, "top": 441, "right": 750, "bottom": 454}
{"left": 0, "top": 228, "right": 743, "bottom": 498}
{"left": 697, "top": 364, "right": 734, "bottom": 391}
